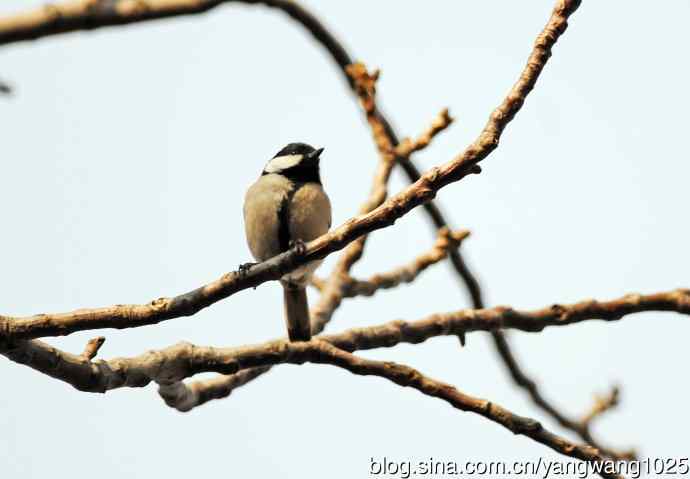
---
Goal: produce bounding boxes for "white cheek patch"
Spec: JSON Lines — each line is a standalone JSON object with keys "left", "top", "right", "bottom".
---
{"left": 264, "top": 154, "right": 303, "bottom": 174}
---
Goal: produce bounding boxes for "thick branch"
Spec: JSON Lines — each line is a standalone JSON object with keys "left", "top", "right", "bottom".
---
{"left": 0, "top": 245, "right": 307, "bottom": 341}
{"left": 4, "top": 289, "right": 687, "bottom": 393}
{"left": 2, "top": 333, "right": 622, "bottom": 476}
{"left": 0, "top": 1, "right": 229, "bottom": 44}
{"left": 1, "top": 338, "right": 239, "bottom": 392}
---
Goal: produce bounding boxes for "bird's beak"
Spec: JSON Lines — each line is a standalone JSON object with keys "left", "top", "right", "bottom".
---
{"left": 307, "top": 147, "right": 324, "bottom": 163}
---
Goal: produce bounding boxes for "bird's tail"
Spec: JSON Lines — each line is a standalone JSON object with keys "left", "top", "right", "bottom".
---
{"left": 282, "top": 283, "right": 311, "bottom": 341}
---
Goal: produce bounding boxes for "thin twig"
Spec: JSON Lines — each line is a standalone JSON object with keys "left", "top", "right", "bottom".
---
{"left": 312, "top": 228, "right": 470, "bottom": 298}
{"left": 582, "top": 387, "right": 620, "bottom": 428}
{"left": 576, "top": 387, "right": 636, "bottom": 460}
{"left": 158, "top": 366, "right": 270, "bottom": 412}
{"left": 81, "top": 336, "right": 106, "bottom": 360}
{"left": 395, "top": 109, "right": 453, "bottom": 158}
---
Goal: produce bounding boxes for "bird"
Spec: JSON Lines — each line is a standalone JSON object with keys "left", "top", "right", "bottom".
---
{"left": 243, "top": 142, "right": 332, "bottom": 341}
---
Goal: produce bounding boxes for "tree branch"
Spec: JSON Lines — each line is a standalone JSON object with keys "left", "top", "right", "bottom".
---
{"left": 304, "top": 341, "right": 622, "bottom": 479}
{"left": 158, "top": 365, "right": 270, "bottom": 412}
{"left": 395, "top": 108, "right": 454, "bottom": 159}
{"left": 489, "top": 323, "right": 637, "bottom": 460}
{"left": 574, "top": 387, "right": 636, "bottom": 461}
{"left": 4, "top": 289, "right": 686, "bottom": 394}
{"left": 3, "top": 288, "right": 684, "bottom": 471}
{"left": 81, "top": 336, "right": 106, "bottom": 360}
{"left": 3, "top": 335, "right": 620, "bottom": 477}
{"left": 0, "top": 245, "right": 307, "bottom": 341}
{"left": 312, "top": 228, "right": 470, "bottom": 298}
{"left": 581, "top": 387, "right": 619, "bottom": 428}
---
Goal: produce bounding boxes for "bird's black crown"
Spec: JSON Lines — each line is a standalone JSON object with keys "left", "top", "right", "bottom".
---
{"left": 273, "top": 142, "right": 317, "bottom": 158}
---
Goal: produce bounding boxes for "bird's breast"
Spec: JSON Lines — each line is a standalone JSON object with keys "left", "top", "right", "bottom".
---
{"left": 243, "top": 174, "right": 332, "bottom": 283}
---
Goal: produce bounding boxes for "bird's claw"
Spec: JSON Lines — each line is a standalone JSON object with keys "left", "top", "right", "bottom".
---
{"left": 289, "top": 239, "right": 307, "bottom": 256}
{"left": 238, "top": 262, "right": 258, "bottom": 277}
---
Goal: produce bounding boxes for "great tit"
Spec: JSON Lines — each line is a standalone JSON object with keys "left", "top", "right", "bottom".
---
{"left": 243, "top": 142, "right": 332, "bottom": 341}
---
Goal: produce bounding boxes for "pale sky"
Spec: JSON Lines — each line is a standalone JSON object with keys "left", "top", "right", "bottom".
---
{"left": 1, "top": 1, "right": 689, "bottom": 478}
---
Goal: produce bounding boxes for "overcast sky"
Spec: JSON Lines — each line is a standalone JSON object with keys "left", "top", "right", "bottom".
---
{"left": 1, "top": 1, "right": 689, "bottom": 478}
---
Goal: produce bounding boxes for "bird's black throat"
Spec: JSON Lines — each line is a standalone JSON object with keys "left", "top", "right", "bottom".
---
{"left": 267, "top": 163, "right": 321, "bottom": 184}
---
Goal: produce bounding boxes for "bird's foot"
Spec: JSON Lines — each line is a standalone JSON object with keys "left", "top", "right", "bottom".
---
{"left": 288, "top": 239, "right": 307, "bottom": 256}
{"left": 238, "top": 262, "right": 258, "bottom": 277}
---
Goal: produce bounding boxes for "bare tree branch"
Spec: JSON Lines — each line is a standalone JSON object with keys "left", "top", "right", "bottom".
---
{"left": 575, "top": 387, "right": 636, "bottom": 461}
{"left": 312, "top": 228, "right": 470, "bottom": 298}
{"left": 0, "top": 245, "right": 307, "bottom": 341}
{"left": 395, "top": 108, "right": 454, "bottom": 159}
{"left": 3, "top": 288, "right": 685, "bottom": 473}
{"left": 490, "top": 328, "right": 637, "bottom": 460}
{"left": 4, "top": 335, "right": 620, "bottom": 477}
{"left": 581, "top": 387, "right": 619, "bottom": 428}
{"left": 303, "top": 341, "right": 622, "bottom": 479}
{"left": 0, "top": 1, "right": 230, "bottom": 45}
{"left": 81, "top": 336, "right": 106, "bottom": 360}
{"left": 158, "top": 365, "right": 270, "bottom": 412}
{"left": 6, "top": 288, "right": 686, "bottom": 393}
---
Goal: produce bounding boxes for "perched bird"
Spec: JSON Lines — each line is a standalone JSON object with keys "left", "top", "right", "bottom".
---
{"left": 243, "top": 143, "right": 332, "bottom": 341}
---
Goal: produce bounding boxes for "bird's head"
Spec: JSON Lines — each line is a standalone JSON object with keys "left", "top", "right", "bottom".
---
{"left": 262, "top": 142, "right": 324, "bottom": 184}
